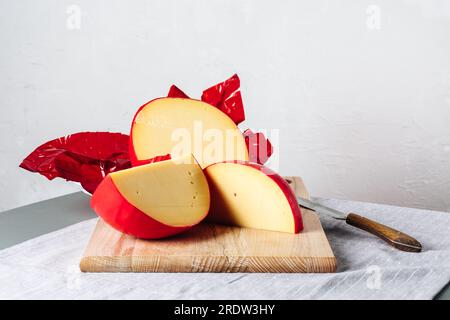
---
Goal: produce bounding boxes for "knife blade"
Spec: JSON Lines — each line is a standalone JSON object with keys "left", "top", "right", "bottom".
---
{"left": 297, "top": 197, "right": 347, "bottom": 220}
{"left": 297, "top": 196, "right": 422, "bottom": 253}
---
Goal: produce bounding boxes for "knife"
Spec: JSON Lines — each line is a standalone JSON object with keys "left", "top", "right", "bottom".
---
{"left": 297, "top": 197, "right": 422, "bottom": 253}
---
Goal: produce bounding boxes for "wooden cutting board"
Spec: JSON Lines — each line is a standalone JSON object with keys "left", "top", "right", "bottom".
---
{"left": 80, "top": 177, "right": 336, "bottom": 273}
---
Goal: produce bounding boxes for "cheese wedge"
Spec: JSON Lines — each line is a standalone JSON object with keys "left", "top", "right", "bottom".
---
{"left": 91, "top": 154, "right": 210, "bottom": 239}
{"left": 204, "top": 161, "right": 303, "bottom": 233}
{"left": 130, "top": 98, "right": 249, "bottom": 168}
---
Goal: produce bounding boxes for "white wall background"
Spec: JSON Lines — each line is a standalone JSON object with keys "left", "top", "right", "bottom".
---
{"left": 1, "top": 0, "right": 450, "bottom": 212}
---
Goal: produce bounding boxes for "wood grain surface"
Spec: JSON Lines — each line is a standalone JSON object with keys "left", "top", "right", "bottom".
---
{"left": 80, "top": 177, "right": 337, "bottom": 273}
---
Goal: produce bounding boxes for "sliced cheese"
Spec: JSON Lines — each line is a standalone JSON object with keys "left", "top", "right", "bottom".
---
{"left": 205, "top": 162, "right": 299, "bottom": 233}
{"left": 111, "top": 154, "right": 210, "bottom": 227}
{"left": 131, "top": 98, "right": 249, "bottom": 168}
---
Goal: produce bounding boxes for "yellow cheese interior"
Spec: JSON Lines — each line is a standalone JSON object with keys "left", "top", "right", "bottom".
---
{"left": 132, "top": 98, "right": 249, "bottom": 168}
{"left": 205, "top": 163, "right": 295, "bottom": 233}
{"left": 111, "top": 154, "right": 210, "bottom": 226}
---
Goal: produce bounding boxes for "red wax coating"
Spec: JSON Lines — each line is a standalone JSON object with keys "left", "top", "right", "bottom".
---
{"left": 167, "top": 85, "right": 189, "bottom": 98}
{"left": 19, "top": 132, "right": 131, "bottom": 194}
{"left": 243, "top": 129, "right": 273, "bottom": 165}
{"left": 201, "top": 74, "right": 245, "bottom": 125}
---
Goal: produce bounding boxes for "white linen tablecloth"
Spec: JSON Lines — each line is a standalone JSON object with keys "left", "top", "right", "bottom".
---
{"left": 1, "top": 198, "right": 449, "bottom": 300}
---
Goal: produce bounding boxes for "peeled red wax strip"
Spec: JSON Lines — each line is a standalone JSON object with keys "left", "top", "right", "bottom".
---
{"left": 201, "top": 74, "right": 245, "bottom": 125}
{"left": 243, "top": 129, "right": 273, "bottom": 165}
{"left": 167, "top": 85, "right": 189, "bottom": 98}
{"left": 19, "top": 132, "right": 131, "bottom": 194}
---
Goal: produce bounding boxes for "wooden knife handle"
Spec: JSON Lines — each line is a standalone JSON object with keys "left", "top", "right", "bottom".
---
{"left": 346, "top": 213, "right": 422, "bottom": 252}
